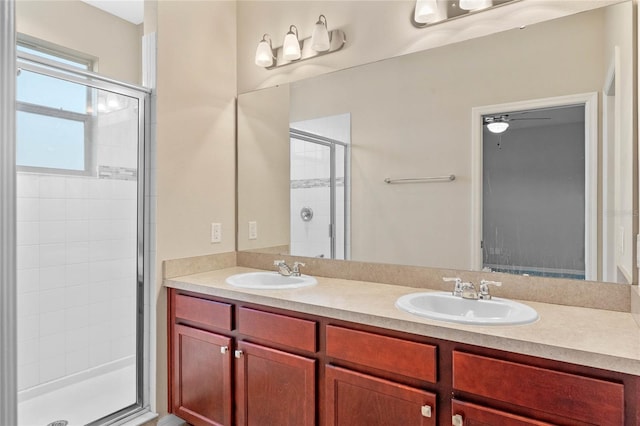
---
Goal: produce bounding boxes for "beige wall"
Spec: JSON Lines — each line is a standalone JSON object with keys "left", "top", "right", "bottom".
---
{"left": 257, "top": 7, "right": 606, "bottom": 270}
{"left": 237, "top": 0, "right": 615, "bottom": 93}
{"left": 237, "top": 85, "right": 291, "bottom": 251}
{"left": 16, "top": 0, "right": 141, "bottom": 84}
{"left": 154, "top": 0, "right": 237, "bottom": 416}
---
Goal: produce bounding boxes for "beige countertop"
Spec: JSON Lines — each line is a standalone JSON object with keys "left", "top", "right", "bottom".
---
{"left": 165, "top": 266, "right": 640, "bottom": 376}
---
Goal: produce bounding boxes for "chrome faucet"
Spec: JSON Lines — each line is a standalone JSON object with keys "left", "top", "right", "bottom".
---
{"left": 459, "top": 282, "right": 479, "bottom": 300}
{"left": 292, "top": 262, "right": 305, "bottom": 277}
{"left": 443, "top": 277, "right": 465, "bottom": 297}
{"left": 274, "top": 260, "right": 306, "bottom": 277}
{"left": 444, "top": 277, "right": 503, "bottom": 300}
{"left": 478, "top": 279, "right": 502, "bottom": 300}
{"left": 274, "top": 260, "right": 293, "bottom": 276}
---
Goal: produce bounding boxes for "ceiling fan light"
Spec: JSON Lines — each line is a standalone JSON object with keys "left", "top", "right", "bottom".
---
{"left": 414, "top": 0, "right": 439, "bottom": 24}
{"left": 487, "top": 121, "right": 509, "bottom": 134}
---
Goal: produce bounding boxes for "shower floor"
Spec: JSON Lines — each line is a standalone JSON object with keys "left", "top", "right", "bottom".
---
{"left": 18, "top": 364, "right": 136, "bottom": 426}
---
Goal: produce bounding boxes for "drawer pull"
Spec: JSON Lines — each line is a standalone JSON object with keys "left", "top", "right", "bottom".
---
{"left": 421, "top": 405, "right": 432, "bottom": 418}
{"left": 452, "top": 414, "right": 463, "bottom": 426}
{"left": 234, "top": 350, "right": 244, "bottom": 358}
{"left": 220, "top": 346, "right": 229, "bottom": 354}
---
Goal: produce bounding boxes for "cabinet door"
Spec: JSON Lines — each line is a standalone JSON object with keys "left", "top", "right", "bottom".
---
{"left": 235, "top": 341, "right": 316, "bottom": 426}
{"left": 325, "top": 365, "right": 436, "bottom": 426}
{"left": 452, "top": 400, "right": 553, "bottom": 426}
{"left": 173, "top": 324, "right": 232, "bottom": 426}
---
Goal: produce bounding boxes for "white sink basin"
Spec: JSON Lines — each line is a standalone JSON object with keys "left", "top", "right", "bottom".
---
{"left": 395, "top": 292, "right": 538, "bottom": 326}
{"left": 226, "top": 271, "right": 317, "bottom": 289}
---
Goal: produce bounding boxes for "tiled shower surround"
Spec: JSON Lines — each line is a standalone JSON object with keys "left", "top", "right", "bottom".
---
{"left": 290, "top": 114, "right": 349, "bottom": 260}
{"left": 16, "top": 172, "right": 137, "bottom": 392}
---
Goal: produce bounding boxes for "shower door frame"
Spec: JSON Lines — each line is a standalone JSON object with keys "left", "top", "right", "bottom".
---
{"left": 290, "top": 128, "right": 350, "bottom": 260}
{"left": 15, "top": 51, "right": 152, "bottom": 425}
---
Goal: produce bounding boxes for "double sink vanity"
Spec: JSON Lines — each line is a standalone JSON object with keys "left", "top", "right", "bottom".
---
{"left": 165, "top": 257, "right": 640, "bottom": 425}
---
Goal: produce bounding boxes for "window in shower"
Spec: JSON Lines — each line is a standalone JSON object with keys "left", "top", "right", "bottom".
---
{"left": 16, "top": 41, "right": 94, "bottom": 174}
{"left": 16, "top": 43, "right": 148, "bottom": 425}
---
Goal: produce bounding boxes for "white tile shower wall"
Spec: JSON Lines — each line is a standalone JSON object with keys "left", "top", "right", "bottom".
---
{"left": 291, "top": 186, "right": 331, "bottom": 258}
{"left": 16, "top": 172, "right": 137, "bottom": 391}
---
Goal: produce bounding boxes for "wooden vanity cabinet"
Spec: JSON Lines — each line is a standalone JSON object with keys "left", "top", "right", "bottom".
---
{"left": 452, "top": 351, "right": 626, "bottom": 425}
{"left": 234, "top": 307, "right": 317, "bottom": 426}
{"left": 170, "top": 293, "right": 234, "bottom": 426}
{"left": 173, "top": 324, "right": 233, "bottom": 426}
{"left": 451, "top": 400, "right": 554, "bottom": 426}
{"left": 325, "top": 325, "right": 438, "bottom": 425}
{"left": 169, "top": 288, "right": 640, "bottom": 426}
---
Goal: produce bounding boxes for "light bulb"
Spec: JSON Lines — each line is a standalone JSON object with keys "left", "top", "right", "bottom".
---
{"left": 487, "top": 121, "right": 509, "bottom": 134}
{"left": 255, "top": 35, "right": 274, "bottom": 67}
{"left": 459, "top": 0, "right": 491, "bottom": 10}
{"left": 311, "top": 15, "right": 331, "bottom": 52}
{"left": 283, "top": 25, "right": 301, "bottom": 61}
{"left": 107, "top": 94, "right": 119, "bottom": 109}
{"left": 414, "top": 0, "right": 439, "bottom": 24}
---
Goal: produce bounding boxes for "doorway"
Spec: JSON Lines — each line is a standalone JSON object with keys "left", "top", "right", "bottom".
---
{"left": 471, "top": 93, "right": 598, "bottom": 280}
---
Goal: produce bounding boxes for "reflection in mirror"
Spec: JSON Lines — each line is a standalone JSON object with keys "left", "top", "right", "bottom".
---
{"left": 290, "top": 115, "right": 350, "bottom": 260}
{"left": 482, "top": 104, "right": 588, "bottom": 280}
{"left": 237, "top": 1, "right": 636, "bottom": 284}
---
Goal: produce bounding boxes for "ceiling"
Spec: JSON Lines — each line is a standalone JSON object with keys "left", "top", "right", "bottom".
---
{"left": 81, "top": 0, "right": 144, "bottom": 25}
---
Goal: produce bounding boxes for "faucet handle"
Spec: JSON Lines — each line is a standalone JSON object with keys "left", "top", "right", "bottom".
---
{"left": 443, "top": 277, "right": 463, "bottom": 296}
{"left": 274, "top": 260, "right": 286, "bottom": 266}
{"left": 479, "top": 279, "right": 502, "bottom": 299}
{"left": 292, "top": 262, "right": 306, "bottom": 276}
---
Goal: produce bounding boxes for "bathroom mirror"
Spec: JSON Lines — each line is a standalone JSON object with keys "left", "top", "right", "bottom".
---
{"left": 237, "top": 1, "right": 637, "bottom": 284}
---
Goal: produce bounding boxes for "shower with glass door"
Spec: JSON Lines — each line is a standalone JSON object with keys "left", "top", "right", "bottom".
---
{"left": 14, "top": 44, "right": 149, "bottom": 426}
{"left": 289, "top": 122, "right": 350, "bottom": 260}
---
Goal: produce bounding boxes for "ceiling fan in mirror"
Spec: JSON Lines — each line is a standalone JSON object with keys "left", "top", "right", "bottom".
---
{"left": 483, "top": 113, "right": 551, "bottom": 134}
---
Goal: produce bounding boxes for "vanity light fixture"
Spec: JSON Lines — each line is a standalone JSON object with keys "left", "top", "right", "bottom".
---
{"left": 414, "top": 0, "right": 440, "bottom": 24}
{"left": 283, "top": 25, "right": 302, "bottom": 61}
{"left": 412, "top": 0, "right": 513, "bottom": 28}
{"left": 254, "top": 15, "right": 346, "bottom": 70}
{"left": 459, "top": 0, "right": 492, "bottom": 11}
{"left": 311, "top": 15, "right": 331, "bottom": 52}
{"left": 254, "top": 34, "right": 275, "bottom": 67}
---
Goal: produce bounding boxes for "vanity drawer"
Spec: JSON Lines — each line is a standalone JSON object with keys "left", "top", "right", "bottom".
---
{"left": 238, "top": 307, "right": 317, "bottom": 353}
{"left": 174, "top": 293, "right": 233, "bottom": 331}
{"left": 452, "top": 351, "right": 624, "bottom": 425}
{"left": 326, "top": 325, "right": 437, "bottom": 383}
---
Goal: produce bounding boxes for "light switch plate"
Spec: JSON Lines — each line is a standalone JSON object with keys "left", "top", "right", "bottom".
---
{"left": 211, "top": 223, "right": 222, "bottom": 243}
{"left": 249, "top": 221, "right": 258, "bottom": 240}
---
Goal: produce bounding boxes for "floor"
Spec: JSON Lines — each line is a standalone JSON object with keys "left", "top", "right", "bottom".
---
{"left": 18, "top": 364, "right": 136, "bottom": 426}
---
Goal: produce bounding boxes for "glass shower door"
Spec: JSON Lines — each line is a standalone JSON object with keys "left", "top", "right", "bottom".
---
{"left": 16, "top": 59, "right": 145, "bottom": 425}
{"left": 290, "top": 137, "right": 333, "bottom": 258}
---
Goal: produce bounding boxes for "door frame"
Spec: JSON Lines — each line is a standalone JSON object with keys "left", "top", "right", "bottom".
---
{"left": 470, "top": 92, "right": 598, "bottom": 280}
{"left": 602, "top": 48, "right": 621, "bottom": 282}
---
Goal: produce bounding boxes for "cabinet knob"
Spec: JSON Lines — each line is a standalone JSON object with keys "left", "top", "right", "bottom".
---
{"left": 452, "top": 414, "right": 464, "bottom": 426}
{"left": 420, "top": 405, "right": 432, "bottom": 418}
{"left": 220, "top": 346, "right": 229, "bottom": 354}
{"left": 234, "top": 350, "right": 244, "bottom": 359}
